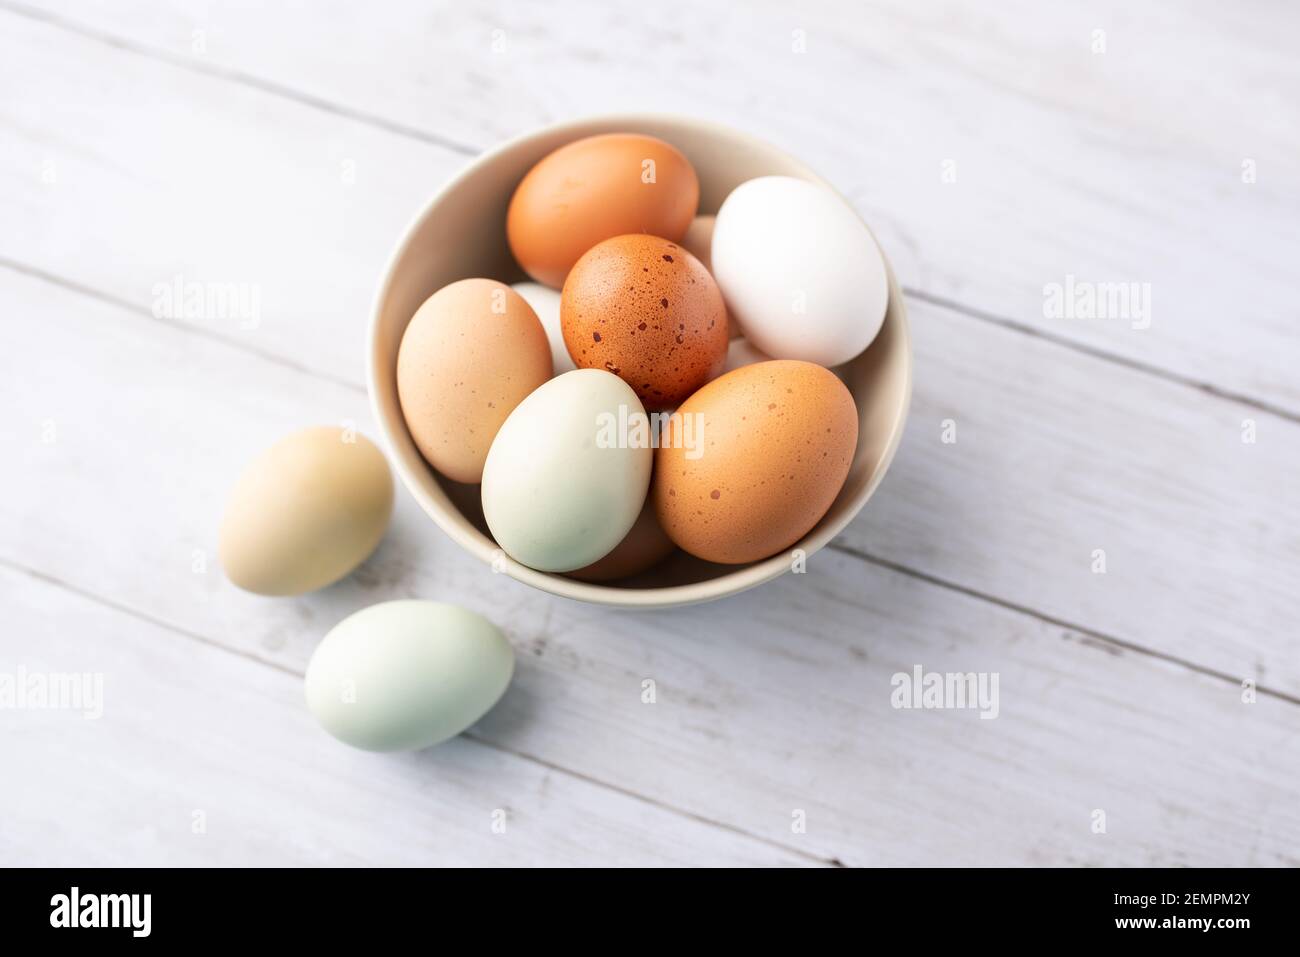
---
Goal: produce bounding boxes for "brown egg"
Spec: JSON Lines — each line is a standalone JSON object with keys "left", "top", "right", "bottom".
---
{"left": 567, "top": 496, "right": 677, "bottom": 582}
{"left": 507, "top": 134, "right": 699, "bottom": 289}
{"left": 397, "top": 278, "right": 552, "bottom": 483}
{"left": 561, "top": 234, "right": 728, "bottom": 411}
{"left": 653, "top": 360, "right": 858, "bottom": 564}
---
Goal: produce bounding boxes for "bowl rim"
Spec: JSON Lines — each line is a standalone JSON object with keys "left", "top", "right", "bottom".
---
{"left": 367, "top": 112, "right": 913, "bottom": 609}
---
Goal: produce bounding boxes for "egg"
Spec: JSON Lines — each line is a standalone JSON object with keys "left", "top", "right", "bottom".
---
{"left": 510, "top": 280, "right": 573, "bottom": 374}
{"left": 482, "top": 369, "right": 652, "bottom": 572}
{"left": 653, "top": 360, "right": 858, "bottom": 564}
{"left": 679, "top": 214, "right": 743, "bottom": 339}
{"left": 568, "top": 497, "right": 676, "bottom": 582}
{"left": 723, "top": 337, "right": 771, "bottom": 373}
{"left": 711, "top": 176, "right": 888, "bottom": 366}
{"left": 679, "top": 214, "right": 716, "bottom": 275}
{"left": 219, "top": 427, "right": 393, "bottom": 595}
{"left": 305, "top": 600, "right": 514, "bottom": 752}
{"left": 561, "top": 234, "right": 728, "bottom": 410}
{"left": 507, "top": 133, "right": 699, "bottom": 288}
{"left": 397, "top": 278, "right": 552, "bottom": 483}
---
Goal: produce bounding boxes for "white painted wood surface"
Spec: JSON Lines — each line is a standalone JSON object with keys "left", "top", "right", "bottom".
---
{"left": 2, "top": 1, "right": 1297, "bottom": 866}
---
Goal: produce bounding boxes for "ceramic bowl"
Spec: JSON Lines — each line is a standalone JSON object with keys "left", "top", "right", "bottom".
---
{"left": 368, "top": 114, "right": 911, "bottom": 608}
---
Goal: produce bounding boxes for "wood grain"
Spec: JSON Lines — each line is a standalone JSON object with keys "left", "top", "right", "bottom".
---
{"left": 14, "top": 0, "right": 1300, "bottom": 412}
{"left": 2, "top": 9, "right": 1297, "bottom": 697}
{"left": 3, "top": 270, "right": 1297, "bottom": 865}
{"left": 839, "top": 303, "right": 1300, "bottom": 698}
{"left": 2, "top": 0, "right": 1297, "bottom": 866}
{"left": 0, "top": 564, "right": 809, "bottom": 866}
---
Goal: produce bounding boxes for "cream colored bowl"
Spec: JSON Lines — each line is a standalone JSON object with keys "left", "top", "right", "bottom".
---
{"left": 368, "top": 115, "right": 912, "bottom": 608}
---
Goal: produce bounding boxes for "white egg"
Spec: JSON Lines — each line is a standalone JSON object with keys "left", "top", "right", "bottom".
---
{"left": 723, "top": 337, "right": 771, "bottom": 373}
{"left": 482, "top": 369, "right": 651, "bottom": 572}
{"left": 305, "top": 600, "right": 514, "bottom": 752}
{"left": 711, "top": 176, "right": 888, "bottom": 367}
{"left": 510, "top": 280, "right": 573, "bottom": 374}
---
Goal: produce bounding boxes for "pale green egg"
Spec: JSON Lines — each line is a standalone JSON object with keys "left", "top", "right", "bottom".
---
{"left": 305, "top": 600, "right": 514, "bottom": 752}
{"left": 481, "top": 369, "right": 652, "bottom": 572}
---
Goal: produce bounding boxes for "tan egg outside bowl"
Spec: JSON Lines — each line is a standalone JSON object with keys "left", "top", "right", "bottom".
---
{"left": 368, "top": 114, "right": 912, "bottom": 608}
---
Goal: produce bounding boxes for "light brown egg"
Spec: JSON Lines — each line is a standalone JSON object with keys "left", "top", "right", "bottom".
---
{"left": 653, "top": 360, "right": 858, "bottom": 564}
{"left": 397, "top": 278, "right": 552, "bottom": 483}
{"left": 568, "top": 496, "right": 677, "bottom": 582}
{"left": 507, "top": 134, "right": 699, "bottom": 289}
{"left": 561, "top": 234, "right": 728, "bottom": 411}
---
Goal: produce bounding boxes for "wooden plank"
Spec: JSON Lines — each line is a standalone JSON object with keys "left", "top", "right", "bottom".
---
{"left": 2, "top": 10, "right": 1298, "bottom": 695}
{"left": 837, "top": 301, "right": 1300, "bottom": 697}
{"left": 3, "top": 269, "right": 1297, "bottom": 865}
{"left": 0, "top": 563, "right": 808, "bottom": 866}
{"left": 13, "top": 0, "right": 1300, "bottom": 412}
{"left": 0, "top": 8, "right": 446, "bottom": 388}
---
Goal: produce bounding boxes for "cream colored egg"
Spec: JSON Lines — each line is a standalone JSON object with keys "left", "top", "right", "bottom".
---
{"left": 305, "top": 600, "right": 514, "bottom": 752}
{"left": 219, "top": 427, "right": 393, "bottom": 596}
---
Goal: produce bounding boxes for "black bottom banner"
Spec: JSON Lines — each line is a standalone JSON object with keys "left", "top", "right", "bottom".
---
{"left": 0, "top": 866, "right": 1290, "bottom": 943}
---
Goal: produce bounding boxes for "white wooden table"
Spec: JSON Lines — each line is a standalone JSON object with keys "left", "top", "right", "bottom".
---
{"left": 3, "top": 0, "right": 1298, "bottom": 867}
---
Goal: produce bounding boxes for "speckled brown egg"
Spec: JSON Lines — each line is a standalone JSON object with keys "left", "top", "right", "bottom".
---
{"left": 561, "top": 234, "right": 728, "bottom": 410}
{"left": 397, "top": 278, "right": 552, "bottom": 483}
{"left": 653, "top": 360, "right": 858, "bottom": 564}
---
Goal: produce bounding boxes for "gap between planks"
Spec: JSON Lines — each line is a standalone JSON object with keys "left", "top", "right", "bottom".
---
{"left": 830, "top": 543, "right": 1300, "bottom": 708}
{"left": 905, "top": 289, "right": 1300, "bottom": 427}
{"left": 4, "top": 251, "right": 1297, "bottom": 710}
{"left": 4, "top": 0, "right": 1298, "bottom": 427}
{"left": 0, "top": 556, "right": 839, "bottom": 868}
{"left": 0, "top": 0, "right": 481, "bottom": 158}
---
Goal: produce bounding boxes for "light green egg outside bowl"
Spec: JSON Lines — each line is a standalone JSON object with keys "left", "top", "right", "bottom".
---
{"left": 305, "top": 600, "right": 515, "bottom": 752}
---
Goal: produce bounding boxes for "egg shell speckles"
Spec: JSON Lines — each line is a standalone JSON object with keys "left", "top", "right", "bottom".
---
{"left": 653, "top": 360, "right": 858, "bottom": 564}
{"left": 561, "top": 234, "right": 728, "bottom": 411}
{"left": 397, "top": 278, "right": 552, "bottom": 484}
